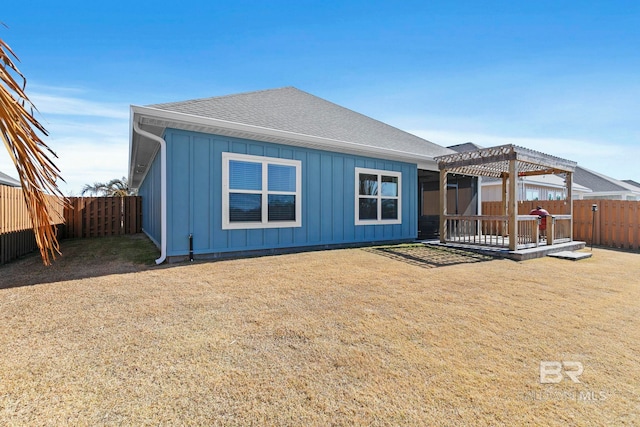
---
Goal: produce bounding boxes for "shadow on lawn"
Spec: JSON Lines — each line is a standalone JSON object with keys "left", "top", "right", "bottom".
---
{"left": 364, "top": 244, "right": 496, "bottom": 268}
{"left": 0, "top": 234, "right": 162, "bottom": 289}
{"left": 1, "top": 238, "right": 499, "bottom": 289}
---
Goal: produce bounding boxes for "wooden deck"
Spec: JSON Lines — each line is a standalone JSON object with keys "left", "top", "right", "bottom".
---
{"left": 422, "top": 239, "right": 587, "bottom": 261}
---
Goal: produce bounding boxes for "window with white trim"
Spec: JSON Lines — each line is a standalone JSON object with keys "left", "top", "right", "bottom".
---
{"left": 222, "top": 152, "right": 302, "bottom": 229}
{"left": 355, "top": 167, "right": 401, "bottom": 225}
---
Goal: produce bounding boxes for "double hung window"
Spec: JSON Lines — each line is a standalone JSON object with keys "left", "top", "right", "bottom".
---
{"left": 222, "top": 153, "right": 301, "bottom": 229}
{"left": 355, "top": 167, "right": 401, "bottom": 225}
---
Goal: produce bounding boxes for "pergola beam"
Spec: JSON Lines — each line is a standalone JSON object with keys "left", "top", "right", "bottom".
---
{"left": 513, "top": 151, "right": 576, "bottom": 171}
{"left": 437, "top": 152, "right": 516, "bottom": 170}
{"left": 435, "top": 144, "right": 577, "bottom": 176}
{"left": 517, "top": 168, "right": 562, "bottom": 177}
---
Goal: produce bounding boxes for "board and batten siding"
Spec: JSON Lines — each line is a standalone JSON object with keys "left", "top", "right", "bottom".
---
{"left": 153, "top": 128, "right": 417, "bottom": 257}
{"left": 138, "top": 150, "right": 162, "bottom": 246}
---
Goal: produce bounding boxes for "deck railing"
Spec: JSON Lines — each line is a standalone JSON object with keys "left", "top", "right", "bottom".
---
{"left": 445, "top": 215, "right": 508, "bottom": 247}
{"left": 443, "top": 214, "right": 572, "bottom": 250}
{"left": 548, "top": 214, "right": 572, "bottom": 244}
{"left": 517, "top": 215, "right": 540, "bottom": 248}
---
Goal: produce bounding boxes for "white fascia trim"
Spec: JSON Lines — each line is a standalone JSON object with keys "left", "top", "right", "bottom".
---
{"left": 128, "top": 107, "right": 136, "bottom": 186}
{"left": 587, "top": 191, "right": 639, "bottom": 197}
{"left": 133, "top": 120, "right": 167, "bottom": 265}
{"left": 131, "top": 105, "right": 439, "bottom": 166}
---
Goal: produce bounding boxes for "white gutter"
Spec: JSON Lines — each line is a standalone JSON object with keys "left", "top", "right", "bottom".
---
{"left": 133, "top": 121, "right": 167, "bottom": 265}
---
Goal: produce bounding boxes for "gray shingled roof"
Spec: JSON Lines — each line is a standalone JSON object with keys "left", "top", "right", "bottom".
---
{"left": 0, "top": 170, "right": 20, "bottom": 187}
{"left": 149, "top": 87, "right": 452, "bottom": 158}
{"left": 573, "top": 166, "right": 635, "bottom": 192}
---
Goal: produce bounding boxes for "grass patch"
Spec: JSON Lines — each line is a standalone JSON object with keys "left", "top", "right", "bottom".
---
{"left": 0, "top": 242, "right": 638, "bottom": 425}
{"left": 0, "top": 234, "right": 159, "bottom": 289}
{"left": 61, "top": 234, "right": 159, "bottom": 266}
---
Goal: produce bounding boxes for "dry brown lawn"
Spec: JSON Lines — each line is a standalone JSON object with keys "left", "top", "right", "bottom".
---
{"left": 0, "top": 236, "right": 638, "bottom": 426}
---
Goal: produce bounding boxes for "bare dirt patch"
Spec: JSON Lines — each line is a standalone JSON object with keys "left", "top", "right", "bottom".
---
{"left": 0, "top": 237, "right": 638, "bottom": 425}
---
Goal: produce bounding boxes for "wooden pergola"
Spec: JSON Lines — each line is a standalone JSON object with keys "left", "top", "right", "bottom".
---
{"left": 434, "top": 144, "right": 577, "bottom": 251}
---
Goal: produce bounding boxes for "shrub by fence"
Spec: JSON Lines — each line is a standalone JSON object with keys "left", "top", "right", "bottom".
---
{"left": 482, "top": 200, "right": 640, "bottom": 250}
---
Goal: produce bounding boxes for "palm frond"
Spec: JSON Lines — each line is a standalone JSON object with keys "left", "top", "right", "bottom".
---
{"left": 82, "top": 177, "right": 135, "bottom": 197}
{"left": 1, "top": 32, "right": 66, "bottom": 265}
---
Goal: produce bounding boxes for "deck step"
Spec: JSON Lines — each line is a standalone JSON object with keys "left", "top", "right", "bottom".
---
{"left": 547, "top": 251, "right": 592, "bottom": 260}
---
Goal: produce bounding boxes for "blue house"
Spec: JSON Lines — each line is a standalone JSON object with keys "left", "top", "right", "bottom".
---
{"left": 129, "top": 87, "right": 462, "bottom": 263}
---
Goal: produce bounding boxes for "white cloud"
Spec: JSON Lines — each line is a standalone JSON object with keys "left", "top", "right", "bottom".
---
{"left": 409, "top": 128, "right": 640, "bottom": 181}
{"left": 0, "top": 138, "right": 129, "bottom": 196}
{"left": 54, "top": 140, "right": 129, "bottom": 196}
{"left": 30, "top": 93, "right": 129, "bottom": 119}
{"left": 0, "top": 86, "right": 130, "bottom": 195}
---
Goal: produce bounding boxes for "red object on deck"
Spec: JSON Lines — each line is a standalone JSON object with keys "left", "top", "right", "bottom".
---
{"left": 529, "top": 207, "right": 550, "bottom": 230}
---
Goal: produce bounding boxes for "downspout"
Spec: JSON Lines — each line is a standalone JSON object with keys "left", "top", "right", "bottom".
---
{"left": 133, "top": 121, "right": 167, "bottom": 265}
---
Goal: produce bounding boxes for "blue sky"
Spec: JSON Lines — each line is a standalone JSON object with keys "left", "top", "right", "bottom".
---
{"left": 2, "top": 1, "right": 639, "bottom": 194}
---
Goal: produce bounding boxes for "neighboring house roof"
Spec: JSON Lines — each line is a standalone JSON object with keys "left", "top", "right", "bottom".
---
{"left": 480, "top": 173, "right": 591, "bottom": 192}
{"left": 130, "top": 87, "right": 454, "bottom": 188}
{"left": 622, "top": 179, "right": 640, "bottom": 190}
{"left": 447, "top": 142, "right": 483, "bottom": 153}
{"left": 479, "top": 164, "right": 640, "bottom": 199}
{"left": 573, "top": 166, "right": 640, "bottom": 193}
{"left": 0, "top": 170, "right": 21, "bottom": 187}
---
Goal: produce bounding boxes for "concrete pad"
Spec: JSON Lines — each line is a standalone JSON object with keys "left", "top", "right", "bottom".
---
{"left": 547, "top": 251, "right": 593, "bottom": 260}
{"left": 423, "top": 240, "right": 588, "bottom": 261}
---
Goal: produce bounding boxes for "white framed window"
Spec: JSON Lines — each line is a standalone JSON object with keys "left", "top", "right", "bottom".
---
{"left": 354, "top": 167, "right": 401, "bottom": 225}
{"left": 222, "top": 152, "right": 302, "bottom": 230}
{"left": 526, "top": 189, "right": 540, "bottom": 201}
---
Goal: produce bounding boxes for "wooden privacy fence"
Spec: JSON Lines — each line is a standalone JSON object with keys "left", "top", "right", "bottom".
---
{"left": 1, "top": 191, "right": 142, "bottom": 264}
{"left": 574, "top": 200, "right": 640, "bottom": 250}
{"left": 62, "top": 197, "right": 142, "bottom": 238}
{"left": 483, "top": 200, "right": 640, "bottom": 250}
{"left": 0, "top": 185, "right": 65, "bottom": 264}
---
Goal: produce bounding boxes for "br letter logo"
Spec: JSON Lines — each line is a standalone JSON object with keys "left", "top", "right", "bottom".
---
{"left": 539, "top": 361, "right": 583, "bottom": 384}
